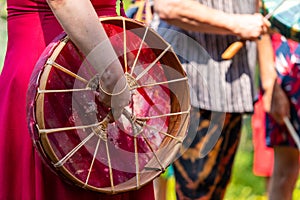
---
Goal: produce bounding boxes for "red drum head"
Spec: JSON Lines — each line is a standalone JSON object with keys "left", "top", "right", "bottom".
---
{"left": 27, "top": 16, "right": 190, "bottom": 193}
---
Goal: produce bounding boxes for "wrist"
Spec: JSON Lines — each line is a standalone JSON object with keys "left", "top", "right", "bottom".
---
{"left": 260, "top": 69, "right": 278, "bottom": 92}
{"left": 261, "top": 80, "right": 276, "bottom": 92}
{"left": 221, "top": 13, "right": 238, "bottom": 35}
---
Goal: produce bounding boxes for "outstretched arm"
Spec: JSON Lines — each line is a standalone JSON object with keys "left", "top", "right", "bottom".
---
{"left": 47, "top": 0, "right": 108, "bottom": 55}
{"left": 153, "top": 0, "right": 269, "bottom": 40}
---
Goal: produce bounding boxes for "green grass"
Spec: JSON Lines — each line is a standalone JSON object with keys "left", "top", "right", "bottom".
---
{"left": 163, "top": 116, "right": 268, "bottom": 200}
{"left": 224, "top": 116, "right": 266, "bottom": 200}
{"left": 225, "top": 116, "right": 300, "bottom": 200}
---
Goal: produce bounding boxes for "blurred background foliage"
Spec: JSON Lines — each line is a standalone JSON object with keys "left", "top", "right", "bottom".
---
{"left": 0, "top": 0, "right": 299, "bottom": 199}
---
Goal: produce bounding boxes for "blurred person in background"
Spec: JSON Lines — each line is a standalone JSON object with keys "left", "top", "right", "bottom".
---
{"left": 256, "top": 32, "right": 300, "bottom": 200}
{"left": 152, "top": 0, "right": 272, "bottom": 199}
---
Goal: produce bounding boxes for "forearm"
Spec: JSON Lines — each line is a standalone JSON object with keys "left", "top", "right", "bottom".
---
{"left": 154, "top": 0, "right": 267, "bottom": 39}
{"left": 47, "top": 0, "right": 122, "bottom": 77}
{"left": 47, "top": 0, "right": 108, "bottom": 55}
{"left": 154, "top": 0, "right": 234, "bottom": 34}
{"left": 257, "top": 34, "right": 277, "bottom": 91}
{"left": 257, "top": 33, "right": 290, "bottom": 122}
{"left": 47, "top": 0, "right": 130, "bottom": 118}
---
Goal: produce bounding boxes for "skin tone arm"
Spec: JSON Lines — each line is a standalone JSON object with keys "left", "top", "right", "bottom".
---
{"left": 257, "top": 33, "right": 290, "bottom": 124}
{"left": 154, "top": 0, "right": 288, "bottom": 122}
{"left": 46, "top": 0, "right": 130, "bottom": 119}
{"left": 153, "top": 0, "right": 269, "bottom": 40}
{"left": 257, "top": 14, "right": 298, "bottom": 200}
{"left": 255, "top": 0, "right": 289, "bottom": 124}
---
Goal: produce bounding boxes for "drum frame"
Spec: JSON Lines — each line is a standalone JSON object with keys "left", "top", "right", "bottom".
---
{"left": 28, "top": 16, "right": 190, "bottom": 193}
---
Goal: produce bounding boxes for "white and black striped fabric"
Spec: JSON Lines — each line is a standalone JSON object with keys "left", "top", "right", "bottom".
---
{"left": 153, "top": 0, "right": 258, "bottom": 113}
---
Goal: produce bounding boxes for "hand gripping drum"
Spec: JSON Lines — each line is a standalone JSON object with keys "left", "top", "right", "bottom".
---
{"left": 27, "top": 16, "right": 190, "bottom": 194}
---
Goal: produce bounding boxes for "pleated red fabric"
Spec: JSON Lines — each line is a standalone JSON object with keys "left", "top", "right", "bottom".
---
{"left": 0, "top": 1, "right": 154, "bottom": 199}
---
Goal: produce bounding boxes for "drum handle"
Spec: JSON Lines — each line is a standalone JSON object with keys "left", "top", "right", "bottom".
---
{"left": 221, "top": 0, "right": 287, "bottom": 60}
{"left": 221, "top": 40, "right": 245, "bottom": 60}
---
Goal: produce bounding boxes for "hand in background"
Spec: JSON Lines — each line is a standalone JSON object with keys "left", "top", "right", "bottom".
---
{"left": 262, "top": 81, "right": 290, "bottom": 124}
{"left": 231, "top": 13, "right": 270, "bottom": 40}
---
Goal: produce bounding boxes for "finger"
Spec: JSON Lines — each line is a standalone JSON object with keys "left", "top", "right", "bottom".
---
{"left": 263, "top": 18, "right": 271, "bottom": 27}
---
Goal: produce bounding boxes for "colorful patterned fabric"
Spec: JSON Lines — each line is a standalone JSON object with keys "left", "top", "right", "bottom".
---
{"left": 266, "top": 33, "right": 300, "bottom": 147}
{"left": 173, "top": 107, "right": 242, "bottom": 200}
{"left": 262, "top": 0, "right": 300, "bottom": 43}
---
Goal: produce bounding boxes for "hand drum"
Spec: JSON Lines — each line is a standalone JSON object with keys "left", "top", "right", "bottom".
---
{"left": 27, "top": 16, "right": 190, "bottom": 194}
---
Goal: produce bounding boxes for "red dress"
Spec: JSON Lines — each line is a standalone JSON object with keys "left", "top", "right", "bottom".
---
{"left": 0, "top": 0, "right": 154, "bottom": 199}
